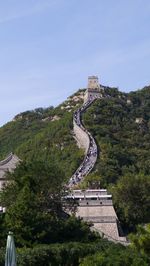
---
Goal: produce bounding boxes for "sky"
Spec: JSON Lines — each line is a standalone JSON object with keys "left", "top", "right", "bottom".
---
{"left": 0, "top": 0, "right": 150, "bottom": 126}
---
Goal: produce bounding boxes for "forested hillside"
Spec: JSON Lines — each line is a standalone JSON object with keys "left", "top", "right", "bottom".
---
{"left": 0, "top": 90, "right": 85, "bottom": 181}
{"left": 0, "top": 86, "right": 150, "bottom": 185}
{"left": 0, "top": 87, "right": 150, "bottom": 227}
{"left": 1, "top": 85, "right": 150, "bottom": 265}
{"left": 82, "top": 86, "right": 150, "bottom": 186}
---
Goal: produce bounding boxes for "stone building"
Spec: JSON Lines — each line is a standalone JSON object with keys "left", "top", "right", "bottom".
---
{"left": 66, "top": 189, "right": 127, "bottom": 243}
{"left": 84, "top": 76, "right": 103, "bottom": 102}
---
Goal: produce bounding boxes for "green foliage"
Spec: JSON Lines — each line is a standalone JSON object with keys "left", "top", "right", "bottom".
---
{"left": 1, "top": 239, "right": 149, "bottom": 266}
{"left": 82, "top": 87, "right": 150, "bottom": 186}
{"left": 0, "top": 160, "right": 65, "bottom": 246}
{"left": 0, "top": 248, "right": 5, "bottom": 266}
{"left": 0, "top": 160, "right": 97, "bottom": 247}
{"left": 0, "top": 242, "right": 103, "bottom": 266}
{"left": 130, "top": 224, "right": 150, "bottom": 256}
{"left": 0, "top": 105, "right": 84, "bottom": 181}
{"left": 110, "top": 173, "right": 150, "bottom": 228}
{"left": 79, "top": 245, "right": 149, "bottom": 266}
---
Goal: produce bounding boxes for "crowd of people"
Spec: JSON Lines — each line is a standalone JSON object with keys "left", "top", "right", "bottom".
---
{"left": 69, "top": 97, "right": 99, "bottom": 187}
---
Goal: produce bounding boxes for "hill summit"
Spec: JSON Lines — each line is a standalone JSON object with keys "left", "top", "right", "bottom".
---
{"left": 0, "top": 78, "right": 150, "bottom": 187}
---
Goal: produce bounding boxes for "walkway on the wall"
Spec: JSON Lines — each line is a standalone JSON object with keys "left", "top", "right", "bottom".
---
{"left": 68, "top": 98, "right": 128, "bottom": 244}
{"left": 0, "top": 153, "right": 20, "bottom": 199}
{"left": 69, "top": 97, "right": 102, "bottom": 187}
{"left": 0, "top": 153, "right": 13, "bottom": 166}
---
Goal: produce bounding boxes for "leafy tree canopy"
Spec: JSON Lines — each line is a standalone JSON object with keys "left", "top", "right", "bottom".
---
{"left": 129, "top": 224, "right": 150, "bottom": 257}
{"left": 110, "top": 173, "right": 150, "bottom": 229}
{"left": 0, "top": 160, "right": 96, "bottom": 247}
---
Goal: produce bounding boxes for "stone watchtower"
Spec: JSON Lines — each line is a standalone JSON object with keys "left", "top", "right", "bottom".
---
{"left": 84, "top": 76, "right": 103, "bottom": 102}
{"left": 88, "top": 76, "right": 100, "bottom": 89}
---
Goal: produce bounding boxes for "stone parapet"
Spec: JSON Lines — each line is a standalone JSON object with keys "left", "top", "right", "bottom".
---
{"left": 0, "top": 153, "right": 13, "bottom": 166}
{"left": 78, "top": 200, "right": 113, "bottom": 206}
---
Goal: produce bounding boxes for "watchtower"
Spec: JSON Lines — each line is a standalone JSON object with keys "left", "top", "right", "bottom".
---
{"left": 88, "top": 76, "right": 100, "bottom": 89}
{"left": 84, "top": 76, "right": 103, "bottom": 102}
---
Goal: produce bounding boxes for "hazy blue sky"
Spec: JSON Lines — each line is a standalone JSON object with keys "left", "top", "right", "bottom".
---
{"left": 0, "top": 0, "right": 150, "bottom": 126}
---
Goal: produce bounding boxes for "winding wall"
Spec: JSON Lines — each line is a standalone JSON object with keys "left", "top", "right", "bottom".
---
{"left": 69, "top": 98, "right": 99, "bottom": 187}
{"left": 69, "top": 95, "right": 127, "bottom": 244}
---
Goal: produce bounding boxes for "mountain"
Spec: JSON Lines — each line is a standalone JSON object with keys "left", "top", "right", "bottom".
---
{"left": 0, "top": 85, "right": 150, "bottom": 186}
{"left": 0, "top": 84, "right": 150, "bottom": 264}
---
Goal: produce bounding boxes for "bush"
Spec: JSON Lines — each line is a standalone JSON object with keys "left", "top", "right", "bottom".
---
{"left": 0, "top": 241, "right": 110, "bottom": 266}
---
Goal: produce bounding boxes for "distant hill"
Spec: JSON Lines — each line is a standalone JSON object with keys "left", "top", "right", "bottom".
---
{"left": 0, "top": 86, "right": 150, "bottom": 185}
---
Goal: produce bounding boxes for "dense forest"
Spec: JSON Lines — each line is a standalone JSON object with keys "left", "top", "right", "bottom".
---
{"left": 0, "top": 86, "right": 150, "bottom": 265}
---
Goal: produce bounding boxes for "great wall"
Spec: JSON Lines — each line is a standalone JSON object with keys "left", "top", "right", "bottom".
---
{"left": 69, "top": 97, "right": 98, "bottom": 187}
{"left": 67, "top": 76, "right": 127, "bottom": 244}
{"left": 0, "top": 76, "right": 128, "bottom": 244}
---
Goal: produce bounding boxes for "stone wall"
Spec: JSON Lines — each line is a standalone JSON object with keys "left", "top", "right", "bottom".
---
{"left": 76, "top": 205, "right": 117, "bottom": 218}
{"left": 94, "top": 223, "right": 120, "bottom": 240}
{"left": 76, "top": 204, "right": 127, "bottom": 242}
{"left": 73, "top": 121, "right": 90, "bottom": 154}
{"left": 0, "top": 154, "right": 20, "bottom": 190}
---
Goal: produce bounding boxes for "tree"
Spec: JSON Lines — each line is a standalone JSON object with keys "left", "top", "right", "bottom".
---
{"left": 0, "top": 160, "right": 96, "bottom": 247}
{"left": 0, "top": 160, "right": 68, "bottom": 246}
{"left": 110, "top": 173, "right": 150, "bottom": 228}
{"left": 79, "top": 245, "right": 149, "bottom": 266}
{"left": 130, "top": 224, "right": 150, "bottom": 256}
